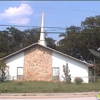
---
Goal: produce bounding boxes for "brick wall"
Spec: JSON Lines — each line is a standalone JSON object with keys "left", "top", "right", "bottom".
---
{"left": 24, "top": 45, "right": 52, "bottom": 81}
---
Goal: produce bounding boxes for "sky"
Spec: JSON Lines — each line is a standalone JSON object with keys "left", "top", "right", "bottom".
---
{"left": 0, "top": 1, "right": 100, "bottom": 41}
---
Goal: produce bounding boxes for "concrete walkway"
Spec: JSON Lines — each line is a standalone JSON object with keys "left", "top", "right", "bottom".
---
{"left": 0, "top": 92, "right": 97, "bottom": 99}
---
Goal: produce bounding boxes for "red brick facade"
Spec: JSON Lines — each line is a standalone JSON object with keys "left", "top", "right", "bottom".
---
{"left": 23, "top": 45, "right": 52, "bottom": 81}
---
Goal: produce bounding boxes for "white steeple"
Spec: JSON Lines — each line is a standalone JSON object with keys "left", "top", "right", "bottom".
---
{"left": 38, "top": 12, "right": 47, "bottom": 46}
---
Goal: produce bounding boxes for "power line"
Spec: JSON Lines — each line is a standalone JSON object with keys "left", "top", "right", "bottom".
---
{"left": 1, "top": 30, "right": 64, "bottom": 34}
{"left": 0, "top": 24, "right": 66, "bottom": 30}
{"left": 0, "top": 24, "right": 66, "bottom": 34}
{"left": 45, "top": 32, "right": 65, "bottom": 34}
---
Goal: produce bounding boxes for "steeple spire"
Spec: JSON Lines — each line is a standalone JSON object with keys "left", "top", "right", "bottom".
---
{"left": 38, "top": 12, "right": 47, "bottom": 46}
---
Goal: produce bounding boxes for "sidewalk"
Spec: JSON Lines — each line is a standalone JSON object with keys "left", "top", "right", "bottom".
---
{"left": 0, "top": 92, "right": 97, "bottom": 99}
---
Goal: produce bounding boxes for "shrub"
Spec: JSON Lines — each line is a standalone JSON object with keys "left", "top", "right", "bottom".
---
{"left": 74, "top": 77, "right": 83, "bottom": 85}
{"left": 62, "top": 64, "right": 71, "bottom": 84}
{"left": 0, "top": 60, "right": 8, "bottom": 81}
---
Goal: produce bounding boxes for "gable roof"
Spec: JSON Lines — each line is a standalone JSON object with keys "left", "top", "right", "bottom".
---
{"left": 0, "top": 43, "right": 93, "bottom": 67}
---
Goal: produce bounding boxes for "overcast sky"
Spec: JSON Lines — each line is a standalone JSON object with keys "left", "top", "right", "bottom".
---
{"left": 0, "top": 1, "right": 100, "bottom": 40}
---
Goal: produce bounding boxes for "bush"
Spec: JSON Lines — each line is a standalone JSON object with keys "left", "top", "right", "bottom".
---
{"left": 74, "top": 77, "right": 83, "bottom": 85}
{"left": 62, "top": 64, "right": 71, "bottom": 84}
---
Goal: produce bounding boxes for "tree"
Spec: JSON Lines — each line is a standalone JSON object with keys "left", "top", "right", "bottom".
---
{"left": 0, "top": 27, "right": 57, "bottom": 58}
{"left": 24, "top": 28, "right": 40, "bottom": 46}
{"left": 0, "top": 60, "right": 8, "bottom": 81}
{"left": 81, "top": 15, "right": 100, "bottom": 29}
{"left": 0, "top": 27, "right": 26, "bottom": 57}
{"left": 46, "top": 37, "right": 57, "bottom": 49}
{"left": 0, "top": 30, "right": 10, "bottom": 57}
{"left": 62, "top": 63, "right": 71, "bottom": 83}
{"left": 58, "top": 15, "right": 100, "bottom": 62}
{"left": 89, "top": 49, "right": 100, "bottom": 82}
{"left": 66, "top": 25, "right": 81, "bottom": 34}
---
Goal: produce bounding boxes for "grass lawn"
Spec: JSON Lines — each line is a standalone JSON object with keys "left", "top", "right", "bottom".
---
{"left": 0, "top": 81, "right": 100, "bottom": 93}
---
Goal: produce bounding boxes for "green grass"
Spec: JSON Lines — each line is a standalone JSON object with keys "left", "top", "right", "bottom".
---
{"left": 0, "top": 81, "right": 100, "bottom": 93}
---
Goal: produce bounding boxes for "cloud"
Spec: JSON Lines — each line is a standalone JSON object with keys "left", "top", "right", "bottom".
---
{"left": 0, "top": 4, "right": 33, "bottom": 18}
{"left": 9, "top": 18, "right": 30, "bottom": 25}
{"left": 0, "top": 3, "right": 33, "bottom": 25}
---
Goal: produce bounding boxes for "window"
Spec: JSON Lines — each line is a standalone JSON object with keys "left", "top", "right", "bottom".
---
{"left": 17, "top": 67, "right": 23, "bottom": 79}
{"left": 52, "top": 67, "right": 59, "bottom": 81}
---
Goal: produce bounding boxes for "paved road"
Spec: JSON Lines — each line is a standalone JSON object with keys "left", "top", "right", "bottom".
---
{"left": 0, "top": 97, "right": 97, "bottom": 100}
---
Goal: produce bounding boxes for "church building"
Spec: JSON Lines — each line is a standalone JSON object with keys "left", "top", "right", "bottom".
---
{"left": 0, "top": 13, "right": 93, "bottom": 83}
